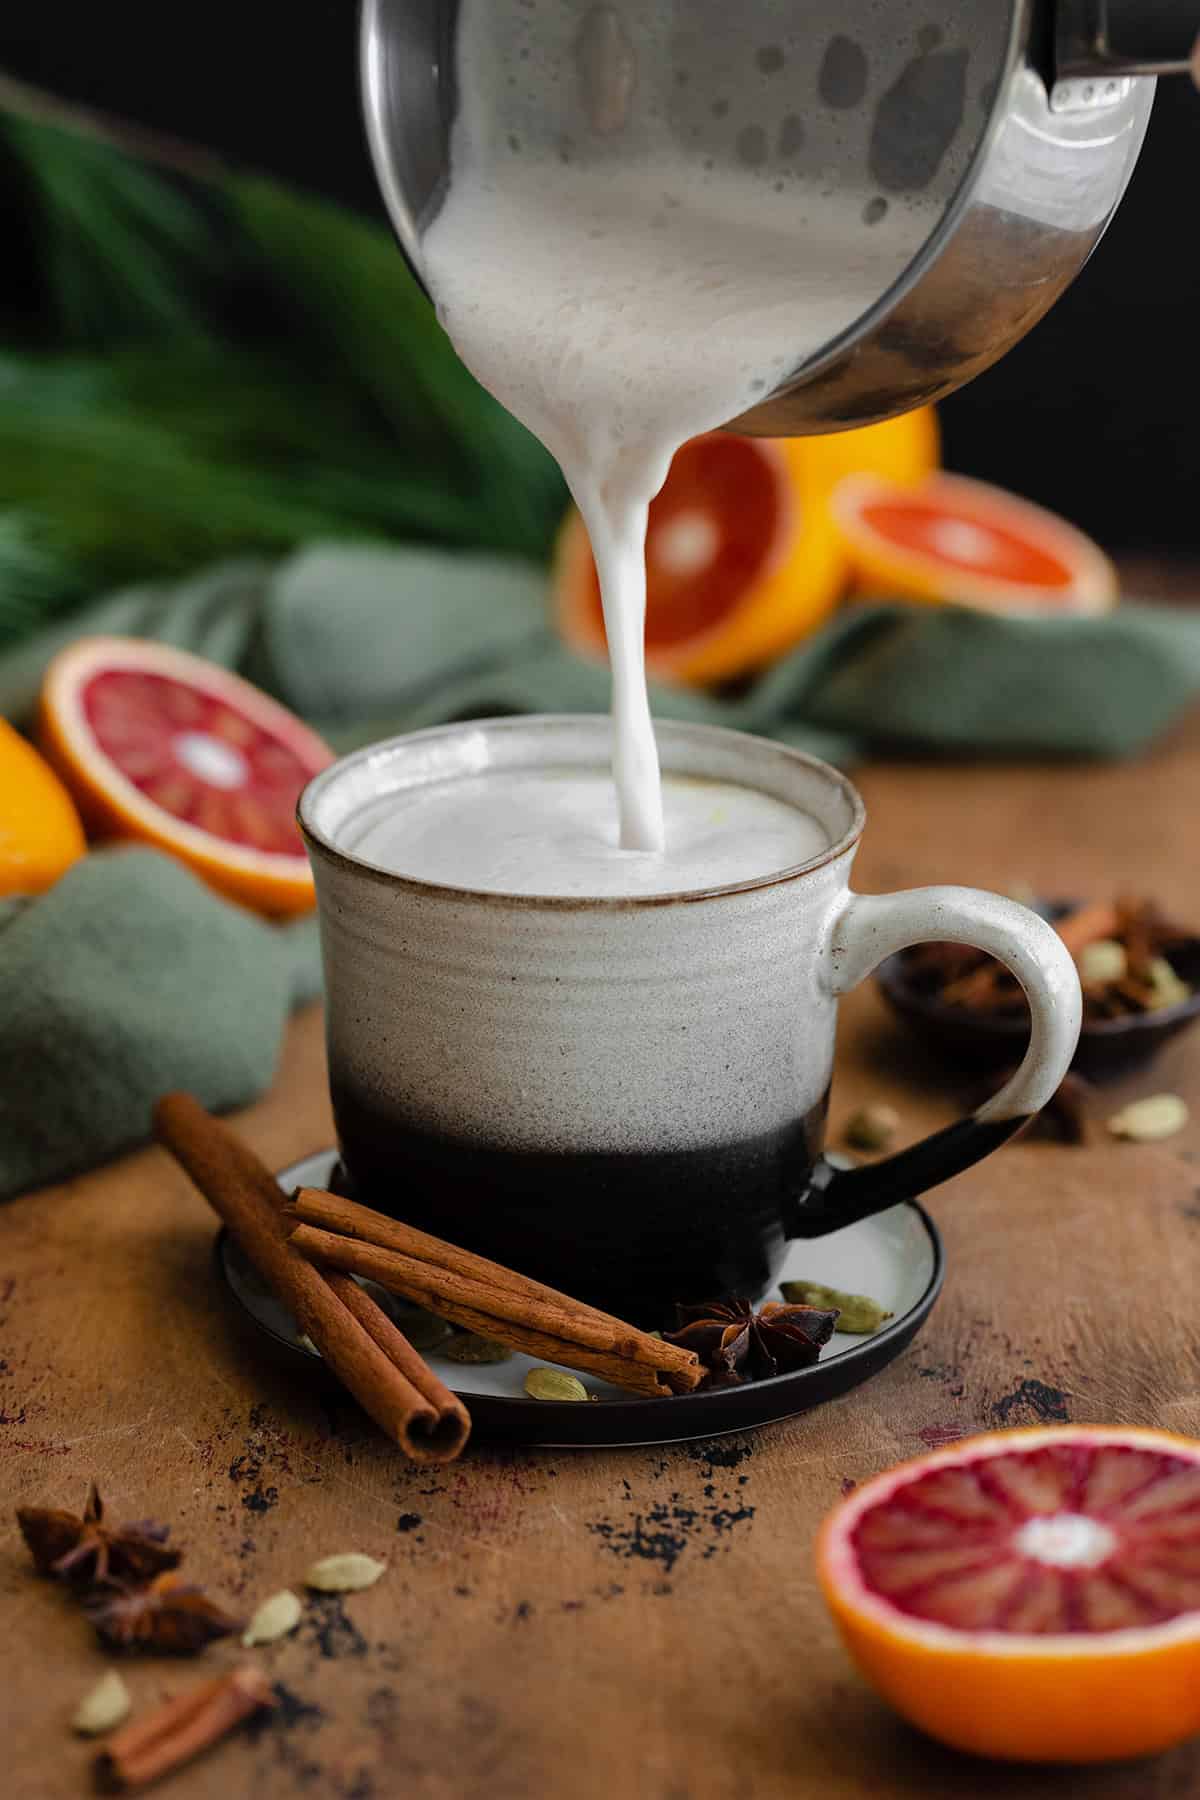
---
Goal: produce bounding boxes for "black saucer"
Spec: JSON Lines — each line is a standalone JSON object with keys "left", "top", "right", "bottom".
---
{"left": 214, "top": 1150, "right": 944, "bottom": 1448}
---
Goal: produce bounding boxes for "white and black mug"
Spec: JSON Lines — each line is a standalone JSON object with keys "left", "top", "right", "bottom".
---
{"left": 299, "top": 718, "right": 1081, "bottom": 1323}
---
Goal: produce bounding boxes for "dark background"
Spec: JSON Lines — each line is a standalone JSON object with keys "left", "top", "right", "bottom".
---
{"left": 3, "top": 2, "right": 1198, "bottom": 550}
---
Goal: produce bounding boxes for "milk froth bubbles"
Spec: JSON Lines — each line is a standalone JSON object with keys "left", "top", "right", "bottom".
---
{"left": 347, "top": 767, "right": 829, "bottom": 897}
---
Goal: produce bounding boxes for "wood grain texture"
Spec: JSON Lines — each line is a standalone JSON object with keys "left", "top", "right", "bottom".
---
{"left": 4, "top": 714, "right": 1200, "bottom": 1800}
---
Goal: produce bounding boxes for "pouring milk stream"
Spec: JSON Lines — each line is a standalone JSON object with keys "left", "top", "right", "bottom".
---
{"left": 381, "top": 1, "right": 976, "bottom": 882}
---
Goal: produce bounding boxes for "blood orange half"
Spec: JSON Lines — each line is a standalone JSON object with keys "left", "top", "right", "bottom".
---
{"left": 554, "top": 433, "right": 847, "bottom": 687}
{"left": 817, "top": 1426, "right": 1200, "bottom": 1764}
{"left": 38, "top": 638, "right": 333, "bottom": 918}
{"left": 832, "top": 472, "right": 1117, "bottom": 615}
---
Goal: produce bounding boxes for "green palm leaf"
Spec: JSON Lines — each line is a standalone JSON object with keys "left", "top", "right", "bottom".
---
{"left": 0, "top": 107, "right": 568, "bottom": 645}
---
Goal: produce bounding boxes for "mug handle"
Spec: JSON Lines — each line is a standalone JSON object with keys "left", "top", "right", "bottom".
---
{"left": 789, "top": 887, "right": 1083, "bottom": 1238}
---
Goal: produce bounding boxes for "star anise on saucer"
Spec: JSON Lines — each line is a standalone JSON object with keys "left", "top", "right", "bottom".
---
{"left": 17, "top": 1481, "right": 181, "bottom": 1586}
{"left": 664, "top": 1297, "right": 840, "bottom": 1387}
{"left": 85, "top": 1571, "right": 243, "bottom": 1653}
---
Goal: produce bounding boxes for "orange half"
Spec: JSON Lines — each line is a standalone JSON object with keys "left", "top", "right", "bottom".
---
{"left": 832, "top": 472, "right": 1118, "bottom": 614}
{"left": 38, "top": 637, "right": 334, "bottom": 917}
{"left": 0, "top": 717, "right": 87, "bottom": 897}
{"left": 554, "top": 433, "right": 847, "bottom": 687}
{"left": 817, "top": 1425, "right": 1200, "bottom": 1764}
{"left": 803, "top": 405, "right": 941, "bottom": 494}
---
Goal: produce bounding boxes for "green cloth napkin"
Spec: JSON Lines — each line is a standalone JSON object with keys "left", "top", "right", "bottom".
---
{"left": 5, "top": 545, "right": 1199, "bottom": 763}
{"left": 0, "top": 849, "right": 321, "bottom": 1199}
{"left": 3, "top": 542, "right": 1200, "bottom": 1199}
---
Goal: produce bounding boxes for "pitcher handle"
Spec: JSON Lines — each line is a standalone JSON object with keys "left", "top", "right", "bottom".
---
{"left": 790, "top": 888, "right": 1082, "bottom": 1238}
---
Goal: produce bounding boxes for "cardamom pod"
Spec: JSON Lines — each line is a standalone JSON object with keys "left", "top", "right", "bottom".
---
{"left": 395, "top": 1307, "right": 452, "bottom": 1351}
{"left": 304, "top": 1553, "right": 386, "bottom": 1593}
{"left": 1145, "top": 957, "right": 1191, "bottom": 1013}
{"left": 443, "top": 1332, "right": 513, "bottom": 1364}
{"left": 524, "top": 1368, "right": 590, "bottom": 1402}
{"left": 242, "top": 1589, "right": 302, "bottom": 1646}
{"left": 1078, "top": 939, "right": 1127, "bottom": 985}
{"left": 73, "top": 1670, "right": 132, "bottom": 1736}
{"left": 1107, "top": 1094, "right": 1189, "bottom": 1142}
{"left": 843, "top": 1105, "right": 900, "bottom": 1152}
{"left": 779, "top": 1279, "right": 893, "bottom": 1334}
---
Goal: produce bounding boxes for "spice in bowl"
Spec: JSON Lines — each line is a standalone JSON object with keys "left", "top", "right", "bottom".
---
{"left": 908, "top": 897, "right": 1193, "bottom": 1024}
{"left": 878, "top": 895, "right": 1200, "bottom": 1081}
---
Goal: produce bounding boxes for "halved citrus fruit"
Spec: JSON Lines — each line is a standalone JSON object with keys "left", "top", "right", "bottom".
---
{"left": 832, "top": 472, "right": 1118, "bottom": 614}
{"left": 38, "top": 638, "right": 333, "bottom": 918}
{"left": 817, "top": 1425, "right": 1200, "bottom": 1764}
{"left": 0, "top": 717, "right": 87, "bottom": 898}
{"left": 802, "top": 405, "right": 940, "bottom": 494}
{"left": 554, "top": 433, "right": 847, "bottom": 687}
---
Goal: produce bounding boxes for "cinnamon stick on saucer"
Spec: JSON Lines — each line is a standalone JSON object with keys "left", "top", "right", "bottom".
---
{"left": 284, "top": 1188, "right": 703, "bottom": 1399}
{"left": 153, "top": 1094, "right": 470, "bottom": 1464}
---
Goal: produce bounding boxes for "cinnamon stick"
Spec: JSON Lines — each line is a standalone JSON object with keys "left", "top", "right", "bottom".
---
{"left": 289, "top": 1226, "right": 681, "bottom": 1395}
{"left": 153, "top": 1095, "right": 470, "bottom": 1463}
{"left": 284, "top": 1190, "right": 703, "bottom": 1398}
{"left": 290, "top": 1187, "right": 658, "bottom": 1330}
{"left": 289, "top": 1221, "right": 687, "bottom": 1376}
{"left": 96, "top": 1665, "right": 273, "bottom": 1792}
{"left": 938, "top": 962, "right": 1009, "bottom": 1011}
{"left": 1054, "top": 900, "right": 1121, "bottom": 958}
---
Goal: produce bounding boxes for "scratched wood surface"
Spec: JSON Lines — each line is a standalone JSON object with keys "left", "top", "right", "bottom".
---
{"left": 4, "top": 716, "right": 1200, "bottom": 1800}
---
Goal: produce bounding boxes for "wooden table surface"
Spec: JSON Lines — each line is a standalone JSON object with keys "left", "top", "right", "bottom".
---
{"left": 5, "top": 718, "right": 1200, "bottom": 1800}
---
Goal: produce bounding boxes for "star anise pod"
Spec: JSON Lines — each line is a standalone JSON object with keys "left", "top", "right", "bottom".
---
{"left": 664, "top": 1297, "right": 840, "bottom": 1387}
{"left": 85, "top": 1571, "right": 243, "bottom": 1654}
{"left": 17, "top": 1482, "right": 180, "bottom": 1586}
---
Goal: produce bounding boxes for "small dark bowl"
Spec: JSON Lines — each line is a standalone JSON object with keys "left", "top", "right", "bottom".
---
{"left": 875, "top": 902, "right": 1200, "bottom": 1084}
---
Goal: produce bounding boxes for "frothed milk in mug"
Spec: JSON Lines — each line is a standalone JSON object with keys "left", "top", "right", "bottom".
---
{"left": 396, "top": 0, "right": 984, "bottom": 883}
{"left": 348, "top": 769, "right": 828, "bottom": 897}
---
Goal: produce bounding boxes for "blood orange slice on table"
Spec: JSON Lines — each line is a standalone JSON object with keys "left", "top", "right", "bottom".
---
{"left": 817, "top": 1426, "right": 1200, "bottom": 1764}
{"left": 38, "top": 638, "right": 333, "bottom": 917}
{"left": 554, "top": 432, "right": 847, "bottom": 687}
{"left": 832, "top": 472, "right": 1118, "bottom": 615}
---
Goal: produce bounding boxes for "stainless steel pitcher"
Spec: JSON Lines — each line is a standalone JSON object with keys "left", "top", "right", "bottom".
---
{"left": 362, "top": 0, "right": 1197, "bottom": 435}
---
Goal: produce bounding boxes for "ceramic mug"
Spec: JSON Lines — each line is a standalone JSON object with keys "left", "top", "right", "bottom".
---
{"left": 299, "top": 717, "right": 1081, "bottom": 1323}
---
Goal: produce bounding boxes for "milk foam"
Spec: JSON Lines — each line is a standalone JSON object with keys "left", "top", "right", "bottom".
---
{"left": 420, "top": 2, "right": 984, "bottom": 851}
{"left": 347, "top": 769, "right": 829, "bottom": 897}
